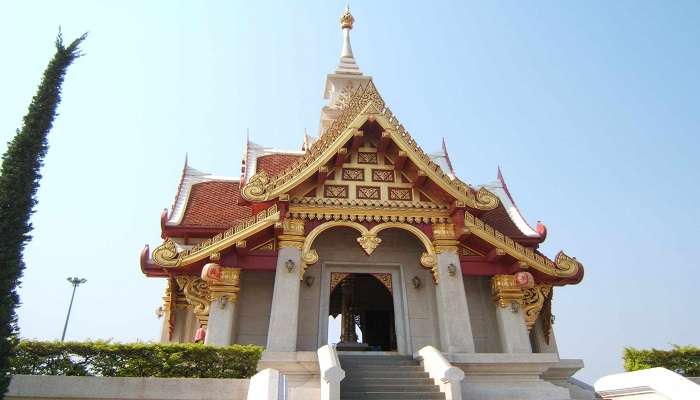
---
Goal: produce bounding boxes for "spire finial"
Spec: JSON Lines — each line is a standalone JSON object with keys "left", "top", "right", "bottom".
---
{"left": 340, "top": 3, "right": 354, "bottom": 30}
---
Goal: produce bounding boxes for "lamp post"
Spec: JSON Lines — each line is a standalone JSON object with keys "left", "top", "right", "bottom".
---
{"left": 61, "top": 277, "right": 87, "bottom": 341}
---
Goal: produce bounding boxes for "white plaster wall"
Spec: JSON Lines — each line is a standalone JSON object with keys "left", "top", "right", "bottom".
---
{"left": 7, "top": 375, "right": 249, "bottom": 400}
{"left": 301, "top": 227, "right": 439, "bottom": 353}
{"left": 464, "top": 276, "right": 501, "bottom": 353}
{"left": 236, "top": 271, "right": 274, "bottom": 346}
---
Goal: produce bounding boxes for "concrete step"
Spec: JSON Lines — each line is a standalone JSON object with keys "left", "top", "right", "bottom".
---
{"left": 340, "top": 392, "right": 445, "bottom": 400}
{"left": 342, "top": 383, "right": 440, "bottom": 393}
{"left": 340, "top": 355, "right": 443, "bottom": 400}
{"left": 342, "top": 377, "right": 435, "bottom": 386}
{"left": 344, "top": 370, "right": 430, "bottom": 379}
{"left": 341, "top": 359, "right": 420, "bottom": 366}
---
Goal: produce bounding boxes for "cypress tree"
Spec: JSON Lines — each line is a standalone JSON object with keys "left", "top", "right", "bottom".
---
{"left": 0, "top": 31, "right": 86, "bottom": 396}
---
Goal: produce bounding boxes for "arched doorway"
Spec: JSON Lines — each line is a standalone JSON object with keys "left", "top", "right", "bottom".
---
{"left": 329, "top": 273, "right": 397, "bottom": 351}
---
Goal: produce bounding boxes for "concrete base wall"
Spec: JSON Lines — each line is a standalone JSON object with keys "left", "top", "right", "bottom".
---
{"left": 7, "top": 375, "right": 249, "bottom": 400}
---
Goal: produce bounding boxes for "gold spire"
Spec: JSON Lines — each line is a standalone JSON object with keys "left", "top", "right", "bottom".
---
{"left": 340, "top": 5, "right": 354, "bottom": 29}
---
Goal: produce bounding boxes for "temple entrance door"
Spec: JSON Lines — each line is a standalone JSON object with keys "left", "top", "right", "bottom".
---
{"left": 329, "top": 273, "right": 397, "bottom": 351}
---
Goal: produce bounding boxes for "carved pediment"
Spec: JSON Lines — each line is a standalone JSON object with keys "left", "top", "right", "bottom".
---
{"left": 241, "top": 81, "right": 499, "bottom": 211}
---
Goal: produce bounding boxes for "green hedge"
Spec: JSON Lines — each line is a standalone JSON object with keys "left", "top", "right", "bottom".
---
{"left": 10, "top": 341, "right": 262, "bottom": 379}
{"left": 624, "top": 345, "right": 700, "bottom": 376}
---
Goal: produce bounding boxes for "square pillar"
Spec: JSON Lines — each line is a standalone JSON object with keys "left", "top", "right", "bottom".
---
{"left": 201, "top": 263, "right": 241, "bottom": 346}
{"left": 491, "top": 275, "right": 532, "bottom": 353}
{"left": 433, "top": 223, "right": 476, "bottom": 354}
{"left": 266, "top": 219, "right": 305, "bottom": 352}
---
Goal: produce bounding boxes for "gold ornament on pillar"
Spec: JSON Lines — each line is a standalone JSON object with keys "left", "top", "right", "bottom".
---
{"left": 522, "top": 283, "right": 552, "bottom": 331}
{"left": 277, "top": 218, "right": 305, "bottom": 249}
{"left": 432, "top": 223, "right": 459, "bottom": 254}
{"left": 491, "top": 274, "right": 524, "bottom": 309}
{"left": 201, "top": 262, "right": 241, "bottom": 309}
{"left": 175, "top": 276, "right": 211, "bottom": 328}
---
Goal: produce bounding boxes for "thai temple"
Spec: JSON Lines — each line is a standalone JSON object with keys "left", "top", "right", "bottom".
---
{"left": 140, "top": 6, "right": 592, "bottom": 400}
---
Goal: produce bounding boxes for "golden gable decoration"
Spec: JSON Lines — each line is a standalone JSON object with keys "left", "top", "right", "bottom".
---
{"left": 240, "top": 80, "right": 499, "bottom": 211}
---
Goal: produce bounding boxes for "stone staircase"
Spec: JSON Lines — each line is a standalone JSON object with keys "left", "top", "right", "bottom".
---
{"left": 339, "top": 354, "right": 445, "bottom": 399}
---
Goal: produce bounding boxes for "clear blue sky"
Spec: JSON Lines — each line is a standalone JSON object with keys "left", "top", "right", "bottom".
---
{"left": 1, "top": 1, "right": 698, "bottom": 384}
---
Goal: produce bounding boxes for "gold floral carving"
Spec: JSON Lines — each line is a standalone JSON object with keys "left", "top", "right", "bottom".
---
{"left": 175, "top": 276, "right": 210, "bottom": 328}
{"left": 357, "top": 152, "right": 378, "bottom": 164}
{"left": 388, "top": 187, "right": 412, "bottom": 201}
{"left": 371, "top": 169, "right": 394, "bottom": 182}
{"left": 491, "top": 274, "right": 524, "bottom": 308}
{"left": 330, "top": 272, "right": 350, "bottom": 293}
{"left": 324, "top": 185, "right": 349, "bottom": 198}
{"left": 522, "top": 283, "right": 552, "bottom": 331}
{"left": 238, "top": 80, "right": 498, "bottom": 211}
{"left": 342, "top": 168, "right": 364, "bottom": 181}
{"left": 357, "top": 233, "right": 382, "bottom": 255}
{"left": 370, "top": 273, "right": 393, "bottom": 293}
{"left": 464, "top": 211, "right": 583, "bottom": 279}
{"left": 356, "top": 186, "right": 380, "bottom": 200}
{"left": 152, "top": 204, "right": 280, "bottom": 268}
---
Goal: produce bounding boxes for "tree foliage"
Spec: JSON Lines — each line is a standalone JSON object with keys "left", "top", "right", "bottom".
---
{"left": 624, "top": 345, "right": 700, "bottom": 377}
{"left": 0, "top": 31, "right": 86, "bottom": 395}
{"left": 11, "top": 341, "right": 262, "bottom": 379}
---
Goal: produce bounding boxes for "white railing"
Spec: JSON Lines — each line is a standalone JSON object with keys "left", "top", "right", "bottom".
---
{"left": 246, "top": 368, "right": 287, "bottom": 400}
{"left": 317, "top": 344, "right": 345, "bottom": 400}
{"left": 415, "top": 346, "right": 464, "bottom": 400}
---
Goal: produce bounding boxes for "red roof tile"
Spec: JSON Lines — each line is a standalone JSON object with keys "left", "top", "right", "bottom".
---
{"left": 179, "top": 181, "right": 252, "bottom": 228}
{"left": 256, "top": 154, "right": 303, "bottom": 177}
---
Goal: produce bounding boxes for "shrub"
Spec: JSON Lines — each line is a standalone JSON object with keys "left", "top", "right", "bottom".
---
{"left": 624, "top": 345, "right": 700, "bottom": 376}
{"left": 10, "top": 341, "right": 262, "bottom": 379}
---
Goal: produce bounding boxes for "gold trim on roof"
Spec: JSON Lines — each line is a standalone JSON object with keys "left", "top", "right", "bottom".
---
{"left": 464, "top": 211, "right": 582, "bottom": 279}
{"left": 288, "top": 198, "right": 450, "bottom": 224}
{"left": 152, "top": 204, "right": 280, "bottom": 268}
{"left": 241, "top": 81, "right": 499, "bottom": 211}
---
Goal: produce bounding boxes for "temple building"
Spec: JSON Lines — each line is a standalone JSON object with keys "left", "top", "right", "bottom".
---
{"left": 140, "top": 7, "right": 588, "bottom": 400}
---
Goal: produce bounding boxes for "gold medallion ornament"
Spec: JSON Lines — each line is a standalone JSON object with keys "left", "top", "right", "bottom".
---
{"left": 356, "top": 233, "right": 382, "bottom": 255}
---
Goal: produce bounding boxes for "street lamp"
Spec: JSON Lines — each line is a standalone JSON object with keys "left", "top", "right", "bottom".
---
{"left": 61, "top": 277, "right": 87, "bottom": 341}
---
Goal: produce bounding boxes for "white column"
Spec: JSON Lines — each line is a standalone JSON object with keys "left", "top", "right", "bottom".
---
{"left": 201, "top": 263, "right": 241, "bottom": 346}
{"left": 266, "top": 219, "right": 305, "bottom": 352}
{"left": 205, "top": 299, "right": 237, "bottom": 345}
{"left": 434, "top": 250, "right": 476, "bottom": 353}
{"left": 492, "top": 275, "right": 532, "bottom": 353}
{"left": 432, "top": 223, "right": 476, "bottom": 354}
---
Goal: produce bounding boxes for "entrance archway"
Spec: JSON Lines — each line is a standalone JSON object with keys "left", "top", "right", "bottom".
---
{"left": 329, "top": 273, "right": 397, "bottom": 351}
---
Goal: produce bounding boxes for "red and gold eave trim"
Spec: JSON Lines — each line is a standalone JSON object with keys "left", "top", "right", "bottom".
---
{"left": 142, "top": 202, "right": 584, "bottom": 286}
